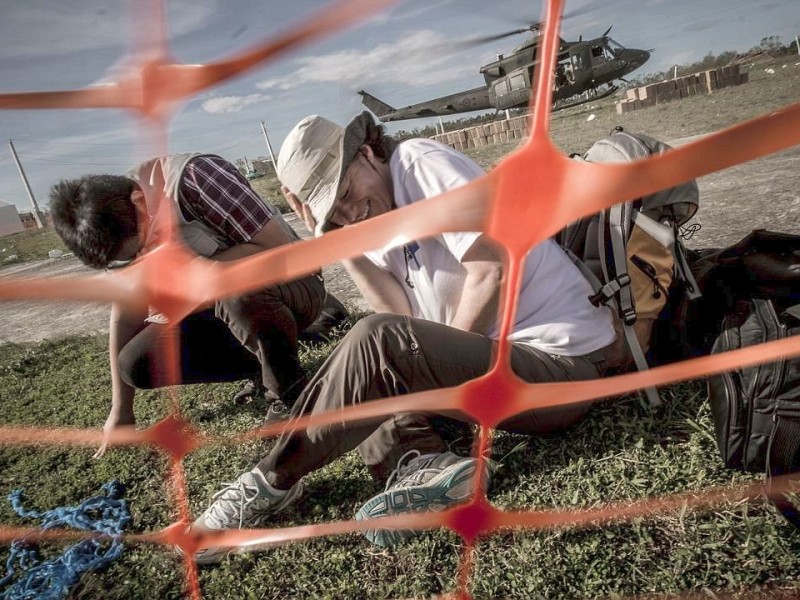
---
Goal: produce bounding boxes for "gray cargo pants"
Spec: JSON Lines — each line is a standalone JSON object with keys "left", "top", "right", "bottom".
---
{"left": 257, "top": 313, "right": 606, "bottom": 487}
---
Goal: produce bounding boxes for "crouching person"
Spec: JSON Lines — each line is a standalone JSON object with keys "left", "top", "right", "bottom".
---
{"left": 189, "top": 113, "right": 615, "bottom": 562}
{"left": 49, "top": 153, "right": 343, "bottom": 457}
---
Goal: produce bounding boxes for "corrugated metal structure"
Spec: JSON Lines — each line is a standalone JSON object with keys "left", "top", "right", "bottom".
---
{"left": 0, "top": 199, "right": 24, "bottom": 236}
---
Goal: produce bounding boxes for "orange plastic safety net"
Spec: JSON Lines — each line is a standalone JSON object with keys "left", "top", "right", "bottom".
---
{"left": 1, "top": 0, "right": 799, "bottom": 598}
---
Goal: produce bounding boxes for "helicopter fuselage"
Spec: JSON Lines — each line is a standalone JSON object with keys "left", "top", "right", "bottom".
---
{"left": 358, "top": 33, "right": 650, "bottom": 122}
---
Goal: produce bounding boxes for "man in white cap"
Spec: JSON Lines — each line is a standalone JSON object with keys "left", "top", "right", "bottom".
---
{"left": 189, "top": 111, "right": 615, "bottom": 563}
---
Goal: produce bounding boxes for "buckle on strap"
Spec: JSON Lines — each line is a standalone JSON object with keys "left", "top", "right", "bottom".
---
{"left": 587, "top": 274, "right": 631, "bottom": 307}
{"left": 621, "top": 307, "right": 637, "bottom": 326}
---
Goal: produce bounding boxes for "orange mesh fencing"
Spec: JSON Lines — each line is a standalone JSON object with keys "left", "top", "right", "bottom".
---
{"left": 1, "top": 0, "right": 800, "bottom": 598}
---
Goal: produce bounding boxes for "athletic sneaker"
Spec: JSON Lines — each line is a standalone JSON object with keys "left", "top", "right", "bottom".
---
{"left": 354, "top": 450, "right": 484, "bottom": 547}
{"left": 191, "top": 469, "right": 302, "bottom": 564}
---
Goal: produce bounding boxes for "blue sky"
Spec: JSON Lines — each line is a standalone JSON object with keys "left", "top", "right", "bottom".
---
{"left": 0, "top": 0, "right": 798, "bottom": 212}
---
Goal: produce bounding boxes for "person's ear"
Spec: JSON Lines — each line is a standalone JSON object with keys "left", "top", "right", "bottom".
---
{"left": 130, "top": 189, "right": 145, "bottom": 206}
{"left": 359, "top": 144, "right": 376, "bottom": 162}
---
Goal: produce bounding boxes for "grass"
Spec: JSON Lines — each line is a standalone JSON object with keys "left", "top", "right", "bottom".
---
{"left": 0, "top": 226, "right": 67, "bottom": 266}
{"left": 249, "top": 175, "right": 290, "bottom": 215}
{"left": 1, "top": 322, "right": 800, "bottom": 599}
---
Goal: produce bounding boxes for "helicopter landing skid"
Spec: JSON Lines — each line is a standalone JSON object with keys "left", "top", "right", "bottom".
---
{"left": 553, "top": 85, "right": 618, "bottom": 112}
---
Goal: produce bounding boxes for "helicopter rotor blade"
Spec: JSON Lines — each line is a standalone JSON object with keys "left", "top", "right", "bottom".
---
{"left": 446, "top": 0, "right": 626, "bottom": 53}
{"left": 507, "top": 0, "right": 619, "bottom": 27}
{"left": 418, "top": 0, "right": 628, "bottom": 55}
{"left": 456, "top": 23, "right": 540, "bottom": 48}
{"left": 602, "top": 25, "right": 613, "bottom": 37}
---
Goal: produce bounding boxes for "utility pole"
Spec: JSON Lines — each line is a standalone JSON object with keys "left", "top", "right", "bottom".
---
{"left": 8, "top": 140, "right": 43, "bottom": 229}
{"left": 260, "top": 121, "right": 277, "bottom": 173}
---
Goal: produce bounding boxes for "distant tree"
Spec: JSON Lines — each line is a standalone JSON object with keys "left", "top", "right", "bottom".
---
{"left": 392, "top": 109, "right": 521, "bottom": 142}
{"left": 757, "top": 35, "right": 784, "bottom": 54}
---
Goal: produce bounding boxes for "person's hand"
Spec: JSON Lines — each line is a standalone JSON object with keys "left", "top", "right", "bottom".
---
{"left": 93, "top": 409, "right": 135, "bottom": 459}
{"left": 282, "top": 186, "right": 317, "bottom": 235}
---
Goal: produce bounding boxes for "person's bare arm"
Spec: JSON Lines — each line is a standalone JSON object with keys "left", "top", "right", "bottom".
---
{"left": 342, "top": 256, "right": 412, "bottom": 315}
{"left": 97, "top": 302, "right": 147, "bottom": 458}
{"left": 282, "top": 185, "right": 411, "bottom": 315}
{"left": 449, "top": 236, "right": 504, "bottom": 334}
{"left": 210, "top": 218, "right": 297, "bottom": 262}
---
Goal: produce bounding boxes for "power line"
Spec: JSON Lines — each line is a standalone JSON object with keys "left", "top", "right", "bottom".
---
{"left": 16, "top": 156, "right": 133, "bottom": 167}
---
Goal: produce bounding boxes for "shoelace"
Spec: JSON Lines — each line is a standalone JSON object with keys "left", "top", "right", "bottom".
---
{"left": 383, "top": 450, "right": 441, "bottom": 491}
{"left": 209, "top": 478, "right": 262, "bottom": 530}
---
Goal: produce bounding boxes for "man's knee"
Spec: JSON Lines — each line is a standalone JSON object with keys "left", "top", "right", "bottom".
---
{"left": 216, "top": 294, "right": 253, "bottom": 322}
{"left": 348, "top": 313, "right": 406, "bottom": 342}
{"left": 117, "top": 347, "right": 153, "bottom": 390}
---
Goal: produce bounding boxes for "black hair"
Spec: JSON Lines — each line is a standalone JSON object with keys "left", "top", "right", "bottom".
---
{"left": 363, "top": 119, "right": 398, "bottom": 162}
{"left": 49, "top": 175, "right": 138, "bottom": 269}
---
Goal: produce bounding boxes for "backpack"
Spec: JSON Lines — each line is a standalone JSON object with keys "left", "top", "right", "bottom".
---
{"left": 707, "top": 298, "right": 800, "bottom": 528}
{"left": 650, "top": 229, "right": 800, "bottom": 366}
{"left": 557, "top": 127, "right": 701, "bottom": 406}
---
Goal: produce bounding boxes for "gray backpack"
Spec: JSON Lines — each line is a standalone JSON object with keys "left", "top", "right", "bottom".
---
{"left": 557, "top": 127, "right": 701, "bottom": 405}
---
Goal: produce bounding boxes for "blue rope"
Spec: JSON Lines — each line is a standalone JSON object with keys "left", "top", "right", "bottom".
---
{"left": 1, "top": 481, "right": 130, "bottom": 600}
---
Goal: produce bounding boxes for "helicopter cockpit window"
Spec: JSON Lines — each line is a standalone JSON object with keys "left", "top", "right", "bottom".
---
{"left": 591, "top": 45, "right": 606, "bottom": 65}
{"left": 509, "top": 73, "right": 526, "bottom": 91}
{"left": 493, "top": 79, "right": 510, "bottom": 97}
{"left": 606, "top": 37, "right": 626, "bottom": 58}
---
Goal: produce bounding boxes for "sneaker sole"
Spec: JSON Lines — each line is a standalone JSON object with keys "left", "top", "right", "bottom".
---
{"left": 354, "top": 459, "right": 478, "bottom": 547}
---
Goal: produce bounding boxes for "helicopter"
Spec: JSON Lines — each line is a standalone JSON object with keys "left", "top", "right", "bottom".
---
{"left": 358, "top": 24, "right": 651, "bottom": 122}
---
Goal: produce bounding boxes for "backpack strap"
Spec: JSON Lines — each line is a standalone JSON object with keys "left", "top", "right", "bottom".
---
{"left": 605, "top": 204, "right": 637, "bottom": 326}
{"left": 673, "top": 227, "right": 703, "bottom": 301}
{"left": 564, "top": 248, "right": 603, "bottom": 291}
{"left": 604, "top": 205, "right": 662, "bottom": 408}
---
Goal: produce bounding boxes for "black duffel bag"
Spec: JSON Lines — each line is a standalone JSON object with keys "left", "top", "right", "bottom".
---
{"left": 708, "top": 298, "right": 800, "bottom": 527}
{"left": 651, "top": 229, "right": 800, "bottom": 366}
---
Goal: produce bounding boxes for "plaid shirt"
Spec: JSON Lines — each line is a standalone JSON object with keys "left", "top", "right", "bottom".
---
{"left": 178, "top": 154, "right": 274, "bottom": 245}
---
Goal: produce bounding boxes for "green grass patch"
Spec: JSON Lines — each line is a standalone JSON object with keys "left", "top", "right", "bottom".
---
{"left": 249, "top": 176, "right": 290, "bottom": 214}
{"left": 0, "top": 227, "right": 67, "bottom": 265}
{"left": 2, "top": 327, "right": 799, "bottom": 599}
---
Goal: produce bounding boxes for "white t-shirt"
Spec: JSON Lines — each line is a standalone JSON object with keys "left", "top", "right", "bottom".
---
{"left": 363, "top": 138, "right": 615, "bottom": 357}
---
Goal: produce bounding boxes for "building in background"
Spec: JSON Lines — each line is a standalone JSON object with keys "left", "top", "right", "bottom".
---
{"left": 0, "top": 199, "right": 24, "bottom": 236}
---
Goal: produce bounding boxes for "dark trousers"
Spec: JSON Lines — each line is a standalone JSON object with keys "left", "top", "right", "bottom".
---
{"left": 118, "top": 273, "right": 325, "bottom": 405}
{"left": 257, "top": 313, "right": 605, "bottom": 487}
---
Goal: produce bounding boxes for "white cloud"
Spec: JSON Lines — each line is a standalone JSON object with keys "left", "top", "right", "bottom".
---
{"left": 255, "top": 30, "right": 475, "bottom": 92}
{"left": 201, "top": 94, "right": 269, "bottom": 114}
{"left": 0, "top": 0, "right": 219, "bottom": 60}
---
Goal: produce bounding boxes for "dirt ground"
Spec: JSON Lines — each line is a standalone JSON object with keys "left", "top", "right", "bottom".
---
{"left": 1, "top": 66, "right": 798, "bottom": 344}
